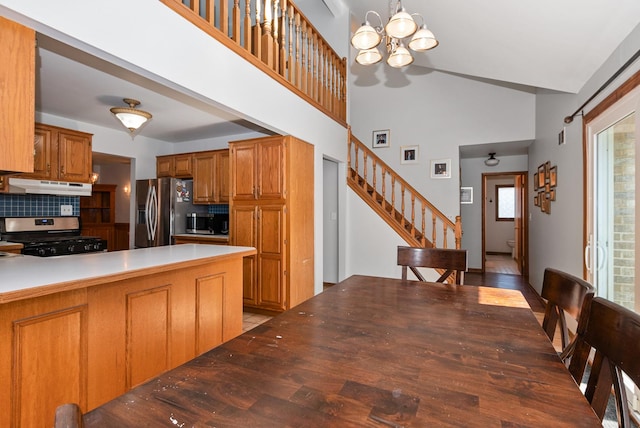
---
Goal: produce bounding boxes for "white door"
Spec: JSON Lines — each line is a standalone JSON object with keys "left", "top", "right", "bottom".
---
{"left": 585, "top": 85, "right": 639, "bottom": 312}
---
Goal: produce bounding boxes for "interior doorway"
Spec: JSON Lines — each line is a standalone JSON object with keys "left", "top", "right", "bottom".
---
{"left": 482, "top": 171, "right": 528, "bottom": 275}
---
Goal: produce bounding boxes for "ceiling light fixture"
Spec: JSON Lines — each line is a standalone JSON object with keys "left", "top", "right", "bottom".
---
{"left": 351, "top": 0, "right": 438, "bottom": 68}
{"left": 110, "top": 98, "right": 152, "bottom": 134}
{"left": 484, "top": 153, "right": 500, "bottom": 167}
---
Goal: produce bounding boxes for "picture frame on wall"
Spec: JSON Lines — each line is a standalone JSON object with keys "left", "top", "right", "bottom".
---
{"left": 534, "top": 172, "right": 539, "bottom": 190}
{"left": 430, "top": 158, "right": 451, "bottom": 178}
{"left": 460, "top": 187, "right": 473, "bottom": 204}
{"left": 400, "top": 145, "right": 419, "bottom": 164}
{"left": 550, "top": 166, "right": 557, "bottom": 187}
{"left": 372, "top": 129, "right": 390, "bottom": 148}
{"left": 537, "top": 164, "right": 545, "bottom": 189}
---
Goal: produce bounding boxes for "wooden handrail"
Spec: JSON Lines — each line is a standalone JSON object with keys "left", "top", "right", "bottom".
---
{"left": 347, "top": 129, "right": 462, "bottom": 250}
{"left": 160, "top": 0, "right": 347, "bottom": 126}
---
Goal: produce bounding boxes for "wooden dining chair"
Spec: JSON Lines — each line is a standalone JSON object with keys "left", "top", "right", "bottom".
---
{"left": 397, "top": 246, "right": 467, "bottom": 284}
{"left": 567, "top": 297, "right": 640, "bottom": 427}
{"left": 54, "top": 403, "right": 83, "bottom": 428}
{"left": 540, "top": 268, "right": 595, "bottom": 359}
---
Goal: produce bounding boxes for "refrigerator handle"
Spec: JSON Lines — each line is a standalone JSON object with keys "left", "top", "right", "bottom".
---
{"left": 146, "top": 184, "right": 158, "bottom": 242}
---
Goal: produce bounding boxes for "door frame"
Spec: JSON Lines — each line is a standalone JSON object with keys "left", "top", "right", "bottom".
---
{"left": 481, "top": 171, "right": 529, "bottom": 276}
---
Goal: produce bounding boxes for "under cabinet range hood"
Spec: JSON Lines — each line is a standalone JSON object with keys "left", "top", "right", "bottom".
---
{"left": 7, "top": 177, "right": 92, "bottom": 196}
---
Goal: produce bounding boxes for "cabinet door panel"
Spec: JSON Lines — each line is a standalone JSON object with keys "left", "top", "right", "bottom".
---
{"left": 58, "top": 131, "right": 91, "bottom": 182}
{"left": 174, "top": 154, "right": 193, "bottom": 178}
{"left": 217, "top": 150, "right": 230, "bottom": 202}
{"left": 257, "top": 205, "right": 285, "bottom": 309}
{"left": 258, "top": 140, "right": 285, "bottom": 199}
{"left": 156, "top": 156, "right": 174, "bottom": 177}
{"left": 196, "top": 274, "right": 224, "bottom": 354}
{"left": 27, "top": 125, "right": 53, "bottom": 179}
{"left": 231, "top": 144, "right": 257, "bottom": 200}
{"left": 193, "top": 152, "right": 215, "bottom": 203}
{"left": 231, "top": 206, "right": 257, "bottom": 304}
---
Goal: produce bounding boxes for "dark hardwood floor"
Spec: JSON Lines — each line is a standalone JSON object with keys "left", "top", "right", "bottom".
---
{"left": 465, "top": 272, "right": 545, "bottom": 313}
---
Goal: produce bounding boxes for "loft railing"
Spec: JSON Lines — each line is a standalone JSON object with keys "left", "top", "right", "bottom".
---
{"left": 347, "top": 129, "right": 462, "bottom": 250}
{"left": 161, "top": 0, "right": 347, "bottom": 125}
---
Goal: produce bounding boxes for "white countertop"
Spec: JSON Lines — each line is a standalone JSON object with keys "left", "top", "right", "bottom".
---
{"left": 0, "top": 244, "right": 255, "bottom": 301}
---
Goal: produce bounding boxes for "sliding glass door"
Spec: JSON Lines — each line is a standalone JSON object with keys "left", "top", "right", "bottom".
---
{"left": 585, "top": 85, "right": 639, "bottom": 313}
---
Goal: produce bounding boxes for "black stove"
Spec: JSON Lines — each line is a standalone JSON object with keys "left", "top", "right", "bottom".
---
{"left": 1, "top": 217, "right": 107, "bottom": 257}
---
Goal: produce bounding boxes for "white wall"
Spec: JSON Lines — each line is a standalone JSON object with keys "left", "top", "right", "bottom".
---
{"left": 531, "top": 23, "right": 640, "bottom": 293}
{"left": 460, "top": 155, "right": 528, "bottom": 270}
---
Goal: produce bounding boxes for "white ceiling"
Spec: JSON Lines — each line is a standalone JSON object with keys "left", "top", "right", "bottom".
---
{"left": 34, "top": 1, "right": 640, "bottom": 162}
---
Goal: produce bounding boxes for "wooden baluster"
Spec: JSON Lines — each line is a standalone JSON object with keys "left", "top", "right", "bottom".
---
{"left": 455, "top": 216, "right": 462, "bottom": 249}
{"left": 189, "top": 0, "right": 199, "bottom": 17}
{"left": 442, "top": 222, "right": 448, "bottom": 248}
{"left": 204, "top": 0, "right": 214, "bottom": 26}
{"left": 272, "top": 0, "right": 280, "bottom": 72}
{"left": 262, "top": 0, "right": 273, "bottom": 67}
{"left": 307, "top": 25, "right": 313, "bottom": 98}
{"left": 340, "top": 58, "right": 347, "bottom": 119}
{"left": 232, "top": 0, "right": 241, "bottom": 43}
{"left": 354, "top": 144, "right": 359, "bottom": 181}
{"left": 253, "top": 0, "right": 262, "bottom": 59}
{"left": 294, "top": 12, "right": 301, "bottom": 88}
{"left": 372, "top": 159, "right": 377, "bottom": 196}
{"left": 362, "top": 152, "right": 368, "bottom": 191}
{"left": 288, "top": 5, "right": 295, "bottom": 84}
{"left": 220, "top": 0, "right": 229, "bottom": 36}
{"left": 381, "top": 169, "right": 387, "bottom": 211}
{"left": 391, "top": 175, "right": 396, "bottom": 216}
{"left": 279, "top": 0, "right": 287, "bottom": 78}
{"left": 432, "top": 214, "right": 437, "bottom": 248}
{"left": 400, "top": 185, "right": 406, "bottom": 227}
{"left": 243, "top": 0, "right": 251, "bottom": 51}
{"left": 347, "top": 136, "right": 352, "bottom": 179}
{"left": 300, "top": 21, "right": 307, "bottom": 92}
{"left": 421, "top": 205, "right": 426, "bottom": 246}
{"left": 410, "top": 194, "right": 416, "bottom": 235}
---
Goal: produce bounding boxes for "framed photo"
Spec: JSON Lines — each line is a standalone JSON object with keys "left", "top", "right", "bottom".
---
{"left": 372, "top": 129, "right": 390, "bottom": 148}
{"left": 533, "top": 172, "right": 539, "bottom": 190}
{"left": 400, "top": 145, "right": 418, "bottom": 164}
{"left": 558, "top": 128, "right": 566, "bottom": 145}
{"left": 460, "top": 187, "right": 473, "bottom": 204}
{"left": 537, "top": 164, "right": 545, "bottom": 189}
{"left": 534, "top": 194, "right": 539, "bottom": 206}
{"left": 550, "top": 166, "right": 557, "bottom": 187}
{"left": 550, "top": 189, "right": 556, "bottom": 201}
{"left": 430, "top": 158, "right": 451, "bottom": 178}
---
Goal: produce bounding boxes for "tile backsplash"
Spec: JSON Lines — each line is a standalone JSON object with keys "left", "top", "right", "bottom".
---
{"left": 0, "top": 194, "right": 80, "bottom": 217}
{"left": 208, "top": 204, "right": 229, "bottom": 214}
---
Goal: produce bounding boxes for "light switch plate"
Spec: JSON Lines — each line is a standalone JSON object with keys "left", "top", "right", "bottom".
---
{"left": 61, "top": 205, "right": 73, "bottom": 216}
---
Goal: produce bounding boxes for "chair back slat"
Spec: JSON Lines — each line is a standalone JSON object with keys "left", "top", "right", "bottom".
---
{"left": 397, "top": 246, "right": 467, "bottom": 284}
{"left": 568, "top": 297, "right": 640, "bottom": 426}
{"left": 541, "top": 268, "right": 595, "bottom": 355}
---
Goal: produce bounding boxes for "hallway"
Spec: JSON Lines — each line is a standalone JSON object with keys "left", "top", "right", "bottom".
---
{"left": 485, "top": 253, "right": 520, "bottom": 275}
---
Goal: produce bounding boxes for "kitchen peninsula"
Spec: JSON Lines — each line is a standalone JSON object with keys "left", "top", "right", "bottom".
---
{"left": 0, "top": 244, "right": 255, "bottom": 428}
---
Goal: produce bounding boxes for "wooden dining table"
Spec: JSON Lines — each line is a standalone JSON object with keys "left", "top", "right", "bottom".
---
{"left": 81, "top": 275, "right": 601, "bottom": 427}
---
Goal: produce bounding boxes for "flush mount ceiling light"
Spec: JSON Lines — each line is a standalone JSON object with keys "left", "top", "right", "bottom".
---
{"left": 351, "top": 0, "right": 438, "bottom": 68}
{"left": 110, "top": 98, "right": 152, "bottom": 134}
{"left": 484, "top": 153, "right": 500, "bottom": 167}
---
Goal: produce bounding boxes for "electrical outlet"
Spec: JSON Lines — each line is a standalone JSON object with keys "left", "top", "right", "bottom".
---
{"left": 60, "top": 205, "right": 73, "bottom": 216}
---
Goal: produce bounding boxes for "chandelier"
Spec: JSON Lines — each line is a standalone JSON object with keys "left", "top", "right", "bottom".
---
{"left": 351, "top": 0, "right": 439, "bottom": 68}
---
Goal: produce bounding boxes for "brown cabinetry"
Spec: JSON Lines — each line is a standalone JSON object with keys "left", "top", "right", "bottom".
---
{"left": 80, "top": 184, "right": 116, "bottom": 251}
{"left": 230, "top": 135, "right": 314, "bottom": 312}
{"left": 0, "top": 17, "right": 35, "bottom": 174}
{"left": 157, "top": 153, "right": 193, "bottom": 178}
{"left": 193, "top": 149, "right": 229, "bottom": 204}
{"left": 21, "top": 123, "right": 93, "bottom": 183}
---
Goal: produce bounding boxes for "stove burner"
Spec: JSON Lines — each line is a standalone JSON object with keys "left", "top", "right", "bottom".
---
{"left": 19, "top": 237, "right": 106, "bottom": 257}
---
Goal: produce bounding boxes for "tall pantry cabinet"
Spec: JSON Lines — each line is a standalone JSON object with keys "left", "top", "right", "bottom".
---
{"left": 229, "top": 135, "right": 314, "bottom": 313}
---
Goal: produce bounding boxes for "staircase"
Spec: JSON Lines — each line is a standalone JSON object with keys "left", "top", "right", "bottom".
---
{"left": 347, "top": 129, "right": 461, "bottom": 250}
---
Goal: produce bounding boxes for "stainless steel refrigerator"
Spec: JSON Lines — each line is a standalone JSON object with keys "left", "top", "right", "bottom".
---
{"left": 135, "top": 178, "right": 207, "bottom": 247}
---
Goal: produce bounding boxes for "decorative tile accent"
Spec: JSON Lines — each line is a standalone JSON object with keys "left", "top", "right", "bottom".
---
{"left": 0, "top": 194, "right": 80, "bottom": 217}
{"left": 208, "top": 204, "right": 229, "bottom": 214}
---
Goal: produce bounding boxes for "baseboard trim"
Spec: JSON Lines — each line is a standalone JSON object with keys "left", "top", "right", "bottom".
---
{"left": 486, "top": 251, "right": 511, "bottom": 255}
{"left": 468, "top": 268, "right": 483, "bottom": 274}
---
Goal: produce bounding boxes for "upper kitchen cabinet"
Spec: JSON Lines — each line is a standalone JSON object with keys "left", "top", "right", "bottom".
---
{"left": 193, "top": 149, "right": 229, "bottom": 204}
{"left": 21, "top": 123, "right": 93, "bottom": 183}
{"left": 0, "top": 17, "right": 35, "bottom": 174}
{"left": 230, "top": 137, "right": 285, "bottom": 201}
{"left": 157, "top": 153, "right": 192, "bottom": 178}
